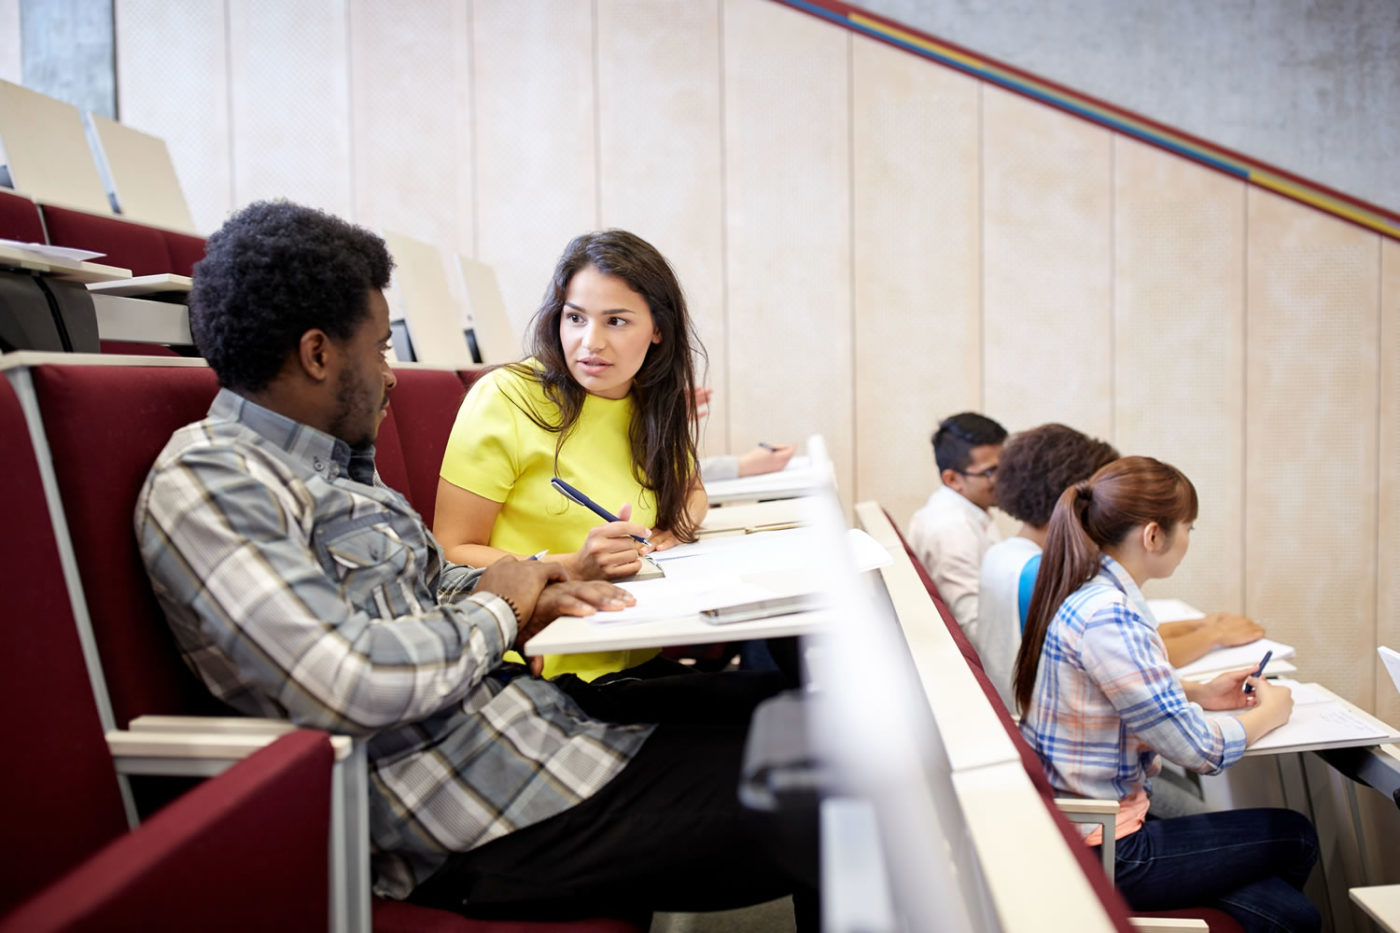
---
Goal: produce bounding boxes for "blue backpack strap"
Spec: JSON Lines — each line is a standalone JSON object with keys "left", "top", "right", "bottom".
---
{"left": 1017, "top": 552, "right": 1042, "bottom": 634}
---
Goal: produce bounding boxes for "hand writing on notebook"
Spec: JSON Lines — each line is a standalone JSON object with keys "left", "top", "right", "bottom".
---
{"left": 571, "top": 502, "right": 655, "bottom": 579}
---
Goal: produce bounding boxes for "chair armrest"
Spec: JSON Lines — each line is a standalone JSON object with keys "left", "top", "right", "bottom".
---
{"left": 127, "top": 714, "right": 294, "bottom": 736}
{"left": 109, "top": 728, "right": 352, "bottom": 778}
{"left": 1129, "top": 919, "right": 1210, "bottom": 932}
{"left": 1056, "top": 797, "right": 1118, "bottom": 882}
{"left": 0, "top": 731, "right": 333, "bottom": 932}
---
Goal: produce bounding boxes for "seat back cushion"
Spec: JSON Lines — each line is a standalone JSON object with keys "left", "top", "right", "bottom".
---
{"left": 0, "top": 375, "right": 130, "bottom": 913}
{"left": 40, "top": 204, "right": 174, "bottom": 276}
{"left": 389, "top": 368, "right": 469, "bottom": 523}
{"left": 31, "top": 363, "right": 232, "bottom": 726}
{"left": 0, "top": 188, "right": 47, "bottom": 243}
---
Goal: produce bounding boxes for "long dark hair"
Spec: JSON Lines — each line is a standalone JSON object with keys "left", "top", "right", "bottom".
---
{"left": 1011, "top": 456, "right": 1198, "bottom": 714}
{"left": 508, "top": 230, "right": 706, "bottom": 541}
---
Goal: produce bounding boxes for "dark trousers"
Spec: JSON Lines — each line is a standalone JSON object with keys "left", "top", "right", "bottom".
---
{"left": 408, "top": 665, "right": 819, "bottom": 929}
{"left": 1112, "top": 808, "right": 1320, "bottom": 933}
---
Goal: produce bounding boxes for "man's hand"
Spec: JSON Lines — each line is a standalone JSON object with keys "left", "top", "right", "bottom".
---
{"left": 566, "top": 502, "right": 653, "bottom": 579}
{"left": 476, "top": 555, "right": 566, "bottom": 629}
{"left": 516, "top": 580, "right": 637, "bottom": 673}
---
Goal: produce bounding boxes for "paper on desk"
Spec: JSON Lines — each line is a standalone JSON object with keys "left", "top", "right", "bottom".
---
{"left": 1175, "top": 638, "right": 1296, "bottom": 679}
{"left": 1203, "top": 680, "right": 1395, "bottom": 751}
{"left": 0, "top": 238, "right": 105, "bottom": 263}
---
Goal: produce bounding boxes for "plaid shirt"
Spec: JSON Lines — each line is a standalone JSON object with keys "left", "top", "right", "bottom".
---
{"left": 1019, "top": 555, "right": 1246, "bottom": 824}
{"left": 135, "top": 389, "right": 652, "bottom": 897}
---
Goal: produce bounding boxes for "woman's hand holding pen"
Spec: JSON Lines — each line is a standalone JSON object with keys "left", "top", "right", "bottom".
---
{"left": 566, "top": 501, "right": 654, "bottom": 579}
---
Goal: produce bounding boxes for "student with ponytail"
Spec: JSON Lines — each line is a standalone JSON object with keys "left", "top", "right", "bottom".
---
{"left": 1014, "top": 456, "right": 1320, "bottom": 932}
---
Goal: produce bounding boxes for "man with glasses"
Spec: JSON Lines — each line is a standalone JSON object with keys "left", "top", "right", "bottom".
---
{"left": 907, "top": 412, "right": 1008, "bottom": 638}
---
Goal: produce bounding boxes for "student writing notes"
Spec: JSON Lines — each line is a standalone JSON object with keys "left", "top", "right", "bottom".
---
{"left": 1014, "top": 457, "right": 1319, "bottom": 932}
{"left": 434, "top": 230, "right": 708, "bottom": 681}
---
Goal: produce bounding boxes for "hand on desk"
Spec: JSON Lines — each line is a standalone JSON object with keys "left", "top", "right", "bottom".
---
{"left": 516, "top": 580, "right": 637, "bottom": 674}
{"left": 737, "top": 444, "right": 796, "bottom": 477}
{"left": 477, "top": 555, "right": 567, "bottom": 630}
{"left": 1161, "top": 611, "right": 1264, "bottom": 667}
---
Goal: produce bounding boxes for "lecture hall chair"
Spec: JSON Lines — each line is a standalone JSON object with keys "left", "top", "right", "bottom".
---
{"left": 0, "top": 372, "right": 335, "bottom": 930}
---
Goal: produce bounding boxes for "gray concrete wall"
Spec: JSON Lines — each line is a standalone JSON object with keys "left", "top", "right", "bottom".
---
{"left": 19, "top": 0, "right": 114, "bottom": 118}
{"left": 862, "top": 0, "right": 1400, "bottom": 211}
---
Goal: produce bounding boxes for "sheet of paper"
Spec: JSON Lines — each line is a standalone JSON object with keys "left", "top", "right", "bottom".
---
{"left": 0, "top": 238, "right": 106, "bottom": 262}
{"left": 1175, "top": 637, "right": 1296, "bottom": 679}
{"left": 1379, "top": 646, "right": 1400, "bottom": 697}
{"left": 1203, "top": 680, "right": 1398, "bottom": 752}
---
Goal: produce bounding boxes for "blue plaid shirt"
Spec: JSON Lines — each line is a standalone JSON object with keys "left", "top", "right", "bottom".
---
{"left": 136, "top": 389, "right": 652, "bottom": 897}
{"left": 1019, "top": 555, "right": 1246, "bottom": 815}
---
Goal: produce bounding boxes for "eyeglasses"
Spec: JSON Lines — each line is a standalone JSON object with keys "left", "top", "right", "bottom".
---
{"left": 956, "top": 465, "right": 998, "bottom": 480}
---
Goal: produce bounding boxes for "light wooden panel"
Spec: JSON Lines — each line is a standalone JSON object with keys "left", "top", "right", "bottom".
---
{"left": 722, "top": 0, "right": 853, "bottom": 500}
{"left": 88, "top": 113, "right": 196, "bottom": 232}
{"left": 1112, "top": 135, "right": 1246, "bottom": 611}
{"left": 472, "top": 0, "right": 597, "bottom": 335}
{"left": 595, "top": 0, "right": 727, "bottom": 458}
{"left": 1246, "top": 188, "right": 1380, "bottom": 711}
{"left": 982, "top": 85, "right": 1112, "bottom": 440}
{"left": 852, "top": 34, "right": 980, "bottom": 528}
{"left": 349, "top": 0, "right": 472, "bottom": 256}
{"left": 227, "top": 0, "right": 351, "bottom": 216}
{"left": 115, "top": 0, "right": 229, "bottom": 235}
{"left": 1379, "top": 239, "right": 1400, "bottom": 727}
{"left": 0, "top": 78, "right": 111, "bottom": 214}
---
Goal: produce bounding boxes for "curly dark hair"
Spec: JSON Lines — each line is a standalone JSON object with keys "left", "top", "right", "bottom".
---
{"left": 509, "top": 229, "right": 706, "bottom": 542}
{"left": 190, "top": 201, "right": 394, "bottom": 392}
{"left": 994, "top": 423, "right": 1119, "bottom": 527}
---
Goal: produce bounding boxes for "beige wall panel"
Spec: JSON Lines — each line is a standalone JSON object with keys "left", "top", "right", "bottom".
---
{"left": 982, "top": 85, "right": 1112, "bottom": 441}
{"left": 349, "top": 0, "right": 472, "bottom": 259}
{"left": 851, "top": 35, "right": 980, "bottom": 528}
{"left": 595, "top": 0, "right": 727, "bottom": 458}
{"left": 115, "top": 0, "right": 230, "bottom": 235}
{"left": 1379, "top": 239, "right": 1400, "bottom": 727}
{"left": 1112, "top": 136, "right": 1246, "bottom": 610}
{"left": 227, "top": 0, "right": 351, "bottom": 217}
{"left": 472, "top": 0, "right": 596, "bottom": 334}
{"left": 1246, "top": 188, "right": 1379, "bottom": 710}
{"left": 722, "top": 0, "right": 853, "bottom": 500}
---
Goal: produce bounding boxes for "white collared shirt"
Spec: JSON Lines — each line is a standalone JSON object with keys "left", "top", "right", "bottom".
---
{"left": 906, "top": 485, "right": 1001, "bottom": 638}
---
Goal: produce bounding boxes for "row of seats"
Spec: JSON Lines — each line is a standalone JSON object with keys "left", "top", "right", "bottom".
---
{"left": 1, "top": 355, "right": 638, "bottom": 931}
{"left": 0, "top": 186, "right": 206, "bottom": 277}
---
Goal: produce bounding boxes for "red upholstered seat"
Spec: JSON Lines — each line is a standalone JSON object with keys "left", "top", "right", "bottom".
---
{"left": 39, "top": 204, "right": 175, "bottom": 276}
{"left": 0, "top": 375, "right": 130, "bottom": 911}
{"left": 31, "top": 363, "right": 228, "bottom": 726}
{"left": 390, "top": 368, "right": 471, "bottom": 522}
{"left": 2, "top": 729, "right": 335, "bottom": 932}
{"left": 162, "top": 229, "right": 206, "bottom": 276}
{"left": 0, "top": 374, "right": 334, "bottom": 930}
{"left": 0, "top": 188, "right": 46, "bottom": 243}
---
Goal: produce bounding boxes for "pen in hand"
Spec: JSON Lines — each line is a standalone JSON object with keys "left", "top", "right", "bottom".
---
{"left": 1243, "top": 649, "right": 1273, "bottom": 694}
{"left": 550, "top": 477, "right": 653, "bottom": 547}
{"left": 758, "top": 441, "right": 778, "bottom": 452}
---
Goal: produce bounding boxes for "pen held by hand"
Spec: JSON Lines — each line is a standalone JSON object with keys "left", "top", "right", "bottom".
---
{"left": 550, "top": 477, "right": 653, "bottom": 547}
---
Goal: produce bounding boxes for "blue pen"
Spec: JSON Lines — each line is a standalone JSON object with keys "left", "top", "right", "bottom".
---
{"left": 758, "top": 441, "right": 778, "bottom": 452}
{"left": 1243, "top": 649, "right": 1273, "bottom": 694}
{"left": 549, "top": 477, "right": 653, "bottom": 547}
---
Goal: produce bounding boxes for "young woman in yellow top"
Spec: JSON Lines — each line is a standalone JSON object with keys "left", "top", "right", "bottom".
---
{"left": 434, "top": 230, "right": 707, "bottom": 681}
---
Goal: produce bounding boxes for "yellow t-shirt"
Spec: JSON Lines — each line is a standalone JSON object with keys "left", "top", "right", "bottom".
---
{"left": 439, "top": 363, "right": 660, "bottom": 681}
